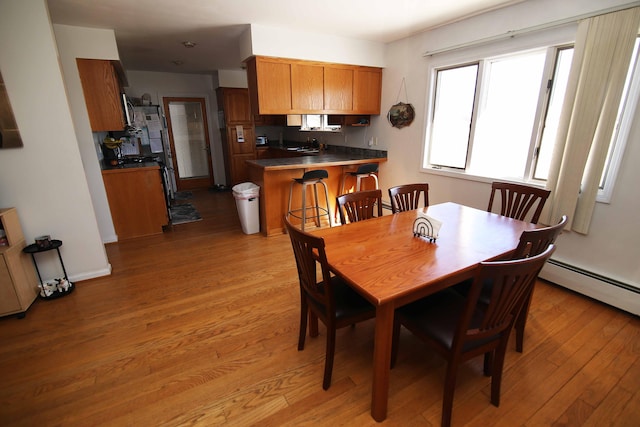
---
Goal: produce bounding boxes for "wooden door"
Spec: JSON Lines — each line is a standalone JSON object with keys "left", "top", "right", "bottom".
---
{"left": 163, "top": 97, "right": 214, "bottom": 191}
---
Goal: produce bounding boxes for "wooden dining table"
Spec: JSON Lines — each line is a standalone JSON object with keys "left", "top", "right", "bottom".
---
{"left": 311, "top": 202, "right": 538, "bottom": 422}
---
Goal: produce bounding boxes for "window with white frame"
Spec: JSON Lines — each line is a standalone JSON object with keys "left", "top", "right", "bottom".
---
{"left": 425, "top": 46, "right": 573, "bottom": 182}
{"left": 424, "top": 35, "right": 640, "bottom": 202}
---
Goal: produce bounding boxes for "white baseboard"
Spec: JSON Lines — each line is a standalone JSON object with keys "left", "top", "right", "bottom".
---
{"left": 68, "top": 264, "right": 112, "bottom": 283}
{"left": 540, "top": 259, "right": 639, "bottom": 316}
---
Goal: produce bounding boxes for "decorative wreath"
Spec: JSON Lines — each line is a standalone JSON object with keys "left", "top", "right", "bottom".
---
{"left": 387, "top": 78, "right": 415, "bottom": 129}
{"left": 387, "top": 102, "right": 415, "bottom": 129}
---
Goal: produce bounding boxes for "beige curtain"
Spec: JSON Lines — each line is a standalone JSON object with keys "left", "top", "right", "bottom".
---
{"left": 543, "top": 7, "right": 640, "bottom": 234}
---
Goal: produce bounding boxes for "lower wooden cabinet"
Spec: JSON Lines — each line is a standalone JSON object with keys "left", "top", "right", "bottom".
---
{"left": 0, "top": 208, "right": 39, "bottom": 317}
{"left": 102, "top": 165, "right": 169, "bottom": 240}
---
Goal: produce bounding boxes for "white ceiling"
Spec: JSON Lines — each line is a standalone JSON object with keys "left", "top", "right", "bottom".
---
{"left": 47, "top": 0, "right": 523, "bottom": 74}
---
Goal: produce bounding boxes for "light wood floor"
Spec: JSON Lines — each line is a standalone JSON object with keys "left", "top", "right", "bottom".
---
{"left": 1, "top": 189, "right": 638, "bottom": 426}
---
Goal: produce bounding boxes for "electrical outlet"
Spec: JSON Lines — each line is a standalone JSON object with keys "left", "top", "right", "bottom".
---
{"left": 368, "top": 137, "right": 374, "bottom": 147}
{"left": 374, "top": 137, "right": 378, "bottom": 146}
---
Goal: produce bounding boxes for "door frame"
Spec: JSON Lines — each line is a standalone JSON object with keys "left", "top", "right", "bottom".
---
{"left": 163, "top": 97, "right": 214, "bottom": 191}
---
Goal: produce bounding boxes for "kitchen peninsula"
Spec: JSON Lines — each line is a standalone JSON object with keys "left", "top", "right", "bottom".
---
{"left": 247, "top": 146, "right": 386, "bottom": 236}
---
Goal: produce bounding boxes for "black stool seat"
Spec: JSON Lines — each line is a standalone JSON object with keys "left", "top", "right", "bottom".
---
{"left": 295, "top": 169, "right": 329, "bottom": 183}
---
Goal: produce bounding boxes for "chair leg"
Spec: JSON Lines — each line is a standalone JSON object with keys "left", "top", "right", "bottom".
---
{"left": 490, "top": 338, "right": 510, "bottom": 407}
{"left": 515, "top": 292, "right": 534, "bottom": 353}
{"left": 483, "top": 351, "right": 493, "bottom": 376}
{"left": 313, "top": 183, "right": 321, "bottom": 227}
{"left": 441, "top": 360, "right": 460, "bottom": 427}
{"left": 323, "top": 327, "right": 337, "bottom": 390}
{"left": 301, "top": 183, "right": 307, "bottom": 230}
{"left": 309, "top": 310, "right": 319, "bottom": 338}
{"left": 320, "top": 180, "right": 332, "bottom": 227}
{"left": 298, "top": 297, "right": 308, "bottom": 350}
{"left": 370, "top": 173, "right": 379, "bottom": 189}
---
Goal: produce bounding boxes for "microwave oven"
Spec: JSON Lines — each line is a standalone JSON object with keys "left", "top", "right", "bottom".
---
{"left": 256, "top": 136, "right": 268, "bottom": 145}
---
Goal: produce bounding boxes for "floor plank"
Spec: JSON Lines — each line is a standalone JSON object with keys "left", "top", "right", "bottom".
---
{"left": 0, "top": 189, "right": 638, "bottom": 426}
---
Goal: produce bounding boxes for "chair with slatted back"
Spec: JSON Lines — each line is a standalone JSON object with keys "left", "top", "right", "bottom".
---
{"left": 453, "top": 215, "right": 567, "bottom": 353}
{"left": 511, "top": 215, "right": 567, "bottom": 352}
{"left": 284, "top": 217, "right": 375, "bottom": 390}
{"left": 388, "top": 183, "right": 430, "bottom": 213}
{"left": 488, "top": 182, "right": 551, "bottom": 224}
{"left": 336, "top": 189, "right": 383, "bottom": 225}
{"left": 391, "top": 245, "right": 556, "bottom": 427}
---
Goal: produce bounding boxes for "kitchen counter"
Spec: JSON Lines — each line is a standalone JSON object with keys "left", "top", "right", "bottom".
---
{"left": 247, "top": 147, "right": 387, "bottom": 236}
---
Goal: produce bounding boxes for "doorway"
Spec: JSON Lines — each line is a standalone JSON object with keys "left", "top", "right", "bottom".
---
{"left": 163, "top": 97, "right": 214, "bottom": 191}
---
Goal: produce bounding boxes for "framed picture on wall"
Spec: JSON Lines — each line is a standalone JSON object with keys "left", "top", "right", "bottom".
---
{"left": 0, "top": 71, "right": 23, "bottom": 148}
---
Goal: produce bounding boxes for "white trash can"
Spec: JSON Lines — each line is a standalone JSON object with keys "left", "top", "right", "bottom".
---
{"left": 232, "top": 182, "right": 260, "bottom": 234}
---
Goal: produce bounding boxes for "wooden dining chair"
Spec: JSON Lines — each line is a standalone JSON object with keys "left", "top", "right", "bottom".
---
{"left": 512, "top": 215, "right": 567, "bottom": 352}
{"left": 487, "top": 181, "right": 551, "bottom": 224}
{"left": 453, "top": 215, "right": 567, "bottom": 352}
{"left": 336, "top": 189, "right": 383, "bottom": 225}
{"left": 391, "top": 245, "right": 556, "bottom": 427}
{"left": 284, "top": 217, "right": 375, "bottom": 390}
{"left": 388, "top": 183, "right": 430, "bottom": 213}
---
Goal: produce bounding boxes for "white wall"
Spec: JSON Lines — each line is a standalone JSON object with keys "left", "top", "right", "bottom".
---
{"left": 371, "top": 0, "right": 640, "bottom": 312}
{"left": 0, "top": 0, "right": 110, "bottom": 283}
{"left": 53, "top": 24, "right": 120, "bottom": 243}
{"left": 242, "top": 24, "right": 386, "bottom": 67}
{"left": 218, "top": 70, "right": 248, "bottom": 88}
{"left": 125, "top": 70, "right": 225, "bottom": 185}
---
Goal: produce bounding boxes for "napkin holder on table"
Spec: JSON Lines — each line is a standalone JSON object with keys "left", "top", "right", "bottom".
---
{"left": 413, "top": 212, "right": 442, "bottom": 243}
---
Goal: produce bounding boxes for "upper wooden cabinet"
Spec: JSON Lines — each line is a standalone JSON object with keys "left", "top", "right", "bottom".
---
{"left": 77, "top": 59, "right": 127, "bottom": 132}
{"left": 246, "top": 56, "right": 382, "bottom": 115}
{"left": 217, "top": 87, "right": 253, "bottom": 124}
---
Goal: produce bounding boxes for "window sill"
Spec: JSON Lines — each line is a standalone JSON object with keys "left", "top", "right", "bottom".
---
{"left": 420, "top": 166, "right": 546, "bottom": 188}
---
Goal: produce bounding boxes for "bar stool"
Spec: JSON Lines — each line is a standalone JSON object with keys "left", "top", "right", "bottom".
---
{"left": 287, "top": 169, "right": 332, "bottom": 230}
{"left": 340, "top": 163, "right": 379, "bottom": 195}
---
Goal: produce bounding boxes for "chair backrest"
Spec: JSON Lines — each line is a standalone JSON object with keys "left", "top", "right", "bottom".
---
{"left": 487, "top": 182, "right": 551, "bottom": 224}
{"left": 388, "top": 183, "right": 430, "bottom": 214}
{"left": 284, "top": 217, "right": 335, "bottom": 317}
{"left": 336, "top": 189, "right": 383, "bottom": 224}
{"left": 513, "top": 215, "right": 567, "bottom": 259}
{"left": 454, "top": 244, "right": 556, "bottom": 352}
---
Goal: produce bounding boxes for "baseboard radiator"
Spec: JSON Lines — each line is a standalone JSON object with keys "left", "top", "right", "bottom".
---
{"left": 540, "top": 258, "right": 640, "bottom": 316}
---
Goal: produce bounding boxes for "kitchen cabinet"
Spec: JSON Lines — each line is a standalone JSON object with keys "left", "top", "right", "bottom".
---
{"left": 0, "top": 208, "right": 39, "bottom": 318}
{"left": 216, "top": 87, "right": 257, "bottom": 185}
{"left": 77, "top": 58, "right": 127, "bottom": 132}
{"left": 246, "top": 56, "right": 382, "bottom": 115}
{"left": 102, "top": 165, "right": 169, "bottom": 240}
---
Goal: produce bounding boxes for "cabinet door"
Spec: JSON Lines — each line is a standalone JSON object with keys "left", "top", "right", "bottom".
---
{"left": 77, "top": 59, "right": 125, "bottom": 131}
{"left": 230, "top": 154, "right": 255, "bottom": 184}
{"left": 228, "top": 126, "right": 255, "bottom": 155}
{"left": 220, "top": 88, "right": 252, "bottom": 124}
{"left": 0, "top": 255, "right": 21, "bottom": 315}
{"left": 252, "top": 58, "right": 292, "bottom": 114}
{"left": 353, "top": 67, "right": 382, "bottom": 114}
{"left": 291, "top": 63, "right": 324, "bottom": 112}
{"left": 324, "top": 66, "right": 354, "bottom": 113}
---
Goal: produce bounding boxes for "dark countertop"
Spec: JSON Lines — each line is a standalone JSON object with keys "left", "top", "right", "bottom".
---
{"left": 249, "top": 144, "right": 387, "bottom": 171}
{"left": 247, "top": 154, "right": 386, "bottom": 170}
{"left": 101, "top": 161, "right": 161, "bottom": 173}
